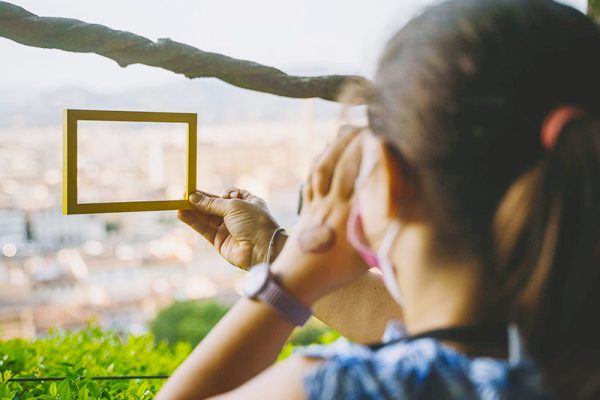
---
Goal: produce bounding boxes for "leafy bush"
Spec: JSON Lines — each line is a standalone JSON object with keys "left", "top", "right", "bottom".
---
{"left": 149, "top": 300, "right": 339, "bottom": 349}
{"left": 0, "top": 325, "right": 191, "bottom": 399}
{"left": 150, "top": 300, "right": 230, "bottom": 347}
{"left": 289, "top": 319, "right": 333, "bottom": 346}
{"left": 148, "top": 299, "right": 341, "bottom": 363}
{"left": 278, "top": 328, "right": 341, "bottom": 361}
{"left": 0, "top": 306, "right": 342, "bottom": 399}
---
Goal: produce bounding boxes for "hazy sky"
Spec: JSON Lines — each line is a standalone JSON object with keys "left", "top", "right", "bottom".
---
{"left": 0, "top": 0, "right": 587, "bottom": 93}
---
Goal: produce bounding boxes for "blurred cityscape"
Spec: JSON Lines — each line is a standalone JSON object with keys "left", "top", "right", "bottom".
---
{"left": 0, "top": 81, "right": 344, "bottom": 339}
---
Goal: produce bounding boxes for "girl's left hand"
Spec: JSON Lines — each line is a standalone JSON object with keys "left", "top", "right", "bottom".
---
{"left": 271, "top": 126, "right": 369, "bottom": 306}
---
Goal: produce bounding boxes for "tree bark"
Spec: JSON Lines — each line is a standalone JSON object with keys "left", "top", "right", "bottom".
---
{"left": 0, "top": 1, "right": 370, "bottom": 103}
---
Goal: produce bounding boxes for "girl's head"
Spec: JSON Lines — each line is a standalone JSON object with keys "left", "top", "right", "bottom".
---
{"left": 356, "top": 0, "right": 600, "bottom": 396}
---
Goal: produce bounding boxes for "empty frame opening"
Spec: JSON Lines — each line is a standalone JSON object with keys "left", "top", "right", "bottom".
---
{"left": 77, "top": 121, "right": 188, "bottom": 204}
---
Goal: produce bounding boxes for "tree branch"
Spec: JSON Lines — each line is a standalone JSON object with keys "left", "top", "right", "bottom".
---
{"left": 0, "top": 1, "right": 369, "bottom": 103}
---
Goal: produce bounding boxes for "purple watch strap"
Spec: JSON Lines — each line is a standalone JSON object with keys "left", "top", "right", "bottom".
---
{"left": 256, "top": 278, "right": 312, "bottom": 326}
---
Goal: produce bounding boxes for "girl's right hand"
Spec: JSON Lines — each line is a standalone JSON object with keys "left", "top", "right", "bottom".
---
{"left": 178, "top": 188, "right": 287, "bottom": 270}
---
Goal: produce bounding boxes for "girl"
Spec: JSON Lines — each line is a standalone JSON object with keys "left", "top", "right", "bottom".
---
{"left": 158, "top": 0, "right": 600, "bottom": 398}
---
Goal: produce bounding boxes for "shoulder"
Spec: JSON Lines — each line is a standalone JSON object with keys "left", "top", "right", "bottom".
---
{"left": 297, "top": 338, "right": 545, "bottom": 400}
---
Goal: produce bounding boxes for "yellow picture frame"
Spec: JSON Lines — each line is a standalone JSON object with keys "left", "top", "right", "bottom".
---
{"left": 63, "top": 109, "right": 197, "bottom": 214}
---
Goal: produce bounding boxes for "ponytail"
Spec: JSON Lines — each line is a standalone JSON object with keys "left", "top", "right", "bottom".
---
{"left": 493, "top": 115, "right": 600, "bottom": 398}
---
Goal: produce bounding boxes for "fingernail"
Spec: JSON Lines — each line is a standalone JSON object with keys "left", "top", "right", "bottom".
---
{"left": 189, "top": 192, "right": 202, "bottom": 203}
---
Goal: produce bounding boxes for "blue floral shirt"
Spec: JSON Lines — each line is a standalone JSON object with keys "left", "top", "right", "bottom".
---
{"left": 298, "top": 322, "right": 550, "bottom": 400}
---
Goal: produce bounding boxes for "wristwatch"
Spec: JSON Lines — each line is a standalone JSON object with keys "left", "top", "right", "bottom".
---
{"left": 242, "top": 263, "right": 312, "bottom": 326}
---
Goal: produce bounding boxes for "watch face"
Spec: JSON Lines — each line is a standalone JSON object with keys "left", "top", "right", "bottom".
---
{"left": 243, "top": 263, "right": 269, "bottom": 297}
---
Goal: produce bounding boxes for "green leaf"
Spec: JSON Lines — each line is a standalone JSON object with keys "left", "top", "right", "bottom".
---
{"left": 2, "top": 371, "right": 12, "bottom": 382}
{"left": 49, "top": 382, "right": 58, "bottom": 398}
{"left": 78, "top": 386, "right": 89, "bottom": 400}
{"left": 58, "top": 379, "right": 71, "bottom": 400}
{"left": 87, "top": 381, "right": 101, "bottom": 397}
{"left": 0, "top": 384, "right": 18, "bottom": 398}
{"left": 136, "top": 382, "right": 148, "bottom": 397}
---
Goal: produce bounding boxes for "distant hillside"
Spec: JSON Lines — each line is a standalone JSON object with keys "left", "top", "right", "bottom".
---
{"left": 0, "top": 79, "right": 342, "bottom": 130}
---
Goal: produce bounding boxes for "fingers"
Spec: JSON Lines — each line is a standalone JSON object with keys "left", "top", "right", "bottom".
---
{"left": 221, "top": 187, "right": 270, "bottom": 210}
{"left": 222, "top": 187, "right": 253, "bottom": 201}
{"left": 303, "top": 179, "right": 313, "bottom": 203}
{"left": 178, "top": 208, "right": 222, "bottom": 227}
{"left": 177, "top": 209, "right": 219, "bottom": 244}
{"left": 331, "top": 133, "right": 363, "bottom": 199}
{"left": 196, "top": 190, "right": 219, "bottom": 198}
{"left": 213, "top": 223, "right": 231, "bottom": 252}
{"left": 238, "top": 189, "right": 253, "bottom": 200}
{"left": 310, "top": 126, "right": 361, "bottom": 196}
{"left": 298, "top": 183, "right": 307, "bottom": 215}
{"left": 308, "top": 145, "right": 331, "bottom": 177}
{"left": 189, "top": 191, "right": 231, "bottom": 217}
{"left": 222, "top": 187, "right": 241, "bottom": 199}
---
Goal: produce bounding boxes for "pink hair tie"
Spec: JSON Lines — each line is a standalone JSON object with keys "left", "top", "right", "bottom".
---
{"left": 541, "top": 106, "right": 584, "bottom": 150}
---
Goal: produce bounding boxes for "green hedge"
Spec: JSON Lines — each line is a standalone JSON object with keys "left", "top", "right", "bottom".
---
{"left": 150, "top": 300, "right": 230, "bottom": 347}
{"left": 0, "top": 326, "right": 191, "bottom": 399}
{"left": 0, "top": 319, "right": 341, "bottom": 398}
{"left": 149, "top": 300, "right": 339, "bottom": 349}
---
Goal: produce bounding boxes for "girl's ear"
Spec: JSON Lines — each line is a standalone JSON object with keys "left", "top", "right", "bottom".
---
{"left": 379, "top": 141, "right": 419, "bottom": 220}
{"left": 358, "top": 134, "right": 421, "bottom": 244}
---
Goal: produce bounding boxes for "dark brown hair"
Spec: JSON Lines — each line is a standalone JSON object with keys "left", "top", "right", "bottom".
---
{"left": 368, "top": 0, "right": 600, "bottom": 397}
